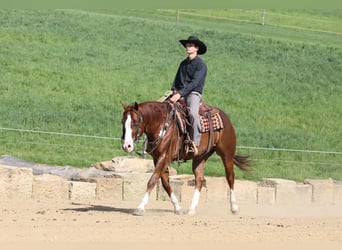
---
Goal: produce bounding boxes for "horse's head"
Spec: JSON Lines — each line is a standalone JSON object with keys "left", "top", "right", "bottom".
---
{"left": 121, "top": 102, "right": 143, "bottom": 153}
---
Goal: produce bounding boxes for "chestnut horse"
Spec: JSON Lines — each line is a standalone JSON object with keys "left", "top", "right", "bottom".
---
{"left": 121, "top": 101, "right": 250, "bottom": 215}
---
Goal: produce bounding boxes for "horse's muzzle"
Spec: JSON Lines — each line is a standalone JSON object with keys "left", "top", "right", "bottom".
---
{"left": 122, "top": 142, "right": 134, "bottom": 153}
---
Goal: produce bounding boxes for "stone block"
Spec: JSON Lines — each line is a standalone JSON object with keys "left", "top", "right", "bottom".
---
{"left": 231, "top": 180, "right": 257, "bottom": 204}
{"left": 32, "top": 174, "right": 69, "bottom": 200}
{"left": 257, "top": 186, "right": 275, "bottom": 204}
{"left": 304, "top": 179, "right": 334, "bottom": 205}
{"left": 260, "top": 178, "right": 297, "bottom": 204}
{"left": 120, "top": 172, "right": 156, "bottom": 201}
{"left": 94, "top": 177, "right": 123, "bottom": 201}
{"left": 0, "top": 164, "right": 33, "bottom": 199}
{"left": 72, "top": 177, "right": 124, "bottom": 201}
{"left": 69, "top": 181, "right": 96, "bottom": 201}
{"left": 157, "top": 177, "right": 183, "bottom": 202}
{"left": 296, "top": 183, "right": 312, "bottom": 205}
{"left": 333, "top": 180, "right": 342, "bottom": 205}
{"left": 205, "top": 177, "right": 228, "bottom": 202}
{"left": 169, "top": 175, "right": 195, "bottom": 205}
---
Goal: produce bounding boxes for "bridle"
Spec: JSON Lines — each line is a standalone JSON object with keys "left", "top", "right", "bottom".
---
{"left": 144, "top": 110, "right": 173, "bottom": 154}
{"left": 123, "top": 102, "right": 175, "bottom": 155}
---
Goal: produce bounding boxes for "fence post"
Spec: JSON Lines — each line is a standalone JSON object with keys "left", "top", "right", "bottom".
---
{"left": 261, "top": 9, "right": 266, "bottom": 26}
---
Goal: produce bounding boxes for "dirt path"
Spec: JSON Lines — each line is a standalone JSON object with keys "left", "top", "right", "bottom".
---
{"left": 1, "top": 198, "right": 341, "bottom": 249}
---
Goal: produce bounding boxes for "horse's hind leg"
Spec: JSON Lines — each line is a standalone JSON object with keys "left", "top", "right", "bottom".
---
{"left": 160, "top": 169, "right": 183, "bottom": 215}
{"left": 188, "top": 159, "right": 206, "bottom": 215}
{"left": 222, "top": 156, "right": 239, "bottom": 213}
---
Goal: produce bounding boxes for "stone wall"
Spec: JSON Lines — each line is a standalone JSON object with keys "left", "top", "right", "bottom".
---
{"left": 0, "top": 162, "right": 341, "bottom": 206}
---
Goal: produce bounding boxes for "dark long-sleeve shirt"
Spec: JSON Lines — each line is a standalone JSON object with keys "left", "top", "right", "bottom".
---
{"left": 172, "top": 56, "right": 207, "bottom": 97}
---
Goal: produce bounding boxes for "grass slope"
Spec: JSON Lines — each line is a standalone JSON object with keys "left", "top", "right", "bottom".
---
{"left": 0, "top": 9, "right": 341, "bottom": 181}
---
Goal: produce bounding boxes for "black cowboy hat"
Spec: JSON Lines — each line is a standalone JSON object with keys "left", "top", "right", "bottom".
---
{"left": 179, "top": 35, "right": 207, "bottom": 55}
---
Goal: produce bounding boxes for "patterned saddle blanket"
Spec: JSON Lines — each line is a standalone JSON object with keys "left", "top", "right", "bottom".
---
{"left": 200, "top": 112, "right": 224, "bottom": 133}
{"left": 173, "top": 101, "right": 224, "bottom": 135}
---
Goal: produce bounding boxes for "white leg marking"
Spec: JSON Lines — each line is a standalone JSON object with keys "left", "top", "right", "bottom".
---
{"left": 170, "top": 192, "right": 182, "bottom": 213}
{"left": 230, "top": 189, "right": 236, "bottom": 203}
{"left": 188, "top": 189, "right": 200, "bottom": 215}
{"left": 123, "top": 115, "right": 134, "bottom": 152}
{"left": 230, "top": 189, "right": 239, "bottom": 213}
{"left": 137, "top": 192, "right": 149, "bottom": 210}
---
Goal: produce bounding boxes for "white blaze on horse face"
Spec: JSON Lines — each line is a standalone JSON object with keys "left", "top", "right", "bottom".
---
{"left": 123, "top": 115, "right": 134, "bottom": 152}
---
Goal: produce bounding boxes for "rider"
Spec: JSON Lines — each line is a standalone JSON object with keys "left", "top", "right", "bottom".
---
{"left": 169, "top": 35, "right": 207, "bottom": 156}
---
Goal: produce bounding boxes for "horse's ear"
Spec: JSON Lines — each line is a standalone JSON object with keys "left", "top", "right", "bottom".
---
{"left": 121, "top": 102, "right": 127, "bottom": 109}
{"left": 134, "top": 102, "right": 139, "bottom": 110}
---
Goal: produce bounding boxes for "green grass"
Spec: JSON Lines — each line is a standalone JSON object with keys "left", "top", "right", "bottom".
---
{"left": 0, "top": 9, "right": 341, "bottom": 181}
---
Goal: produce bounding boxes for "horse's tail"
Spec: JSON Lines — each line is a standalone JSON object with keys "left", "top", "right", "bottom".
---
{"left": 233, "top": 155, "right": 251, "bottom": 171}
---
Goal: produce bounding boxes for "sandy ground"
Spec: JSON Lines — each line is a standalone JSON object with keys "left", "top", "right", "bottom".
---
{"left": 1, "top": 198, "right": 341, "bottom": 250}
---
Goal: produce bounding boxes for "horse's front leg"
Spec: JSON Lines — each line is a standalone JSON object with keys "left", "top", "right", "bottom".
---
{"left": 133, "top": 154, "right": 171, "bottom": 216}
{"left": 133, "top": 172, "right": 160, "bottom": 216}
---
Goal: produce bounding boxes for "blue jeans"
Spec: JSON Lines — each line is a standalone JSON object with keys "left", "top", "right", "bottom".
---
{"left": 186, "top": 91, "right": 201, "bottom": 146}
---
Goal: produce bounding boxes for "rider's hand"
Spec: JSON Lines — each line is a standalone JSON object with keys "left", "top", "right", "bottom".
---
{"left": 170, "top": 93, "right": 181, "bottom": 103}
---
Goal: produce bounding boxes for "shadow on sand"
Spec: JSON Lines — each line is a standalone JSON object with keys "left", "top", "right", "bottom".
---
{"left": 62, "top": 203, "right": 174, "bottom": 215}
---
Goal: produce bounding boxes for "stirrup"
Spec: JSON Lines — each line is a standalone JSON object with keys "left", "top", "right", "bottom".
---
{"left": 188, "top": 141, "right": 198, "bottom": 156}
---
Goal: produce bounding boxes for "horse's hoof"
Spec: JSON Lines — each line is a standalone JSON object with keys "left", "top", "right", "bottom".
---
{"left": 133, "top": 208, "right": 145, "bottom": 216}
{"left": 175, "top": 208, "right": 184, "bottom": 215}
{"left": 187, "top": 208, "right": 196, "bottom": 216}
{"left": 231, "top": 204, "right": 239, "bottom": 214}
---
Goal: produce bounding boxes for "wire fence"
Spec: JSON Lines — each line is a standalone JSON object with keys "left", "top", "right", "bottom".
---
{"left": 1, "top": 127, "right": 341, "bottom": 167}
{"left": 172, "top": 9, "right": 342, "bottom": 35}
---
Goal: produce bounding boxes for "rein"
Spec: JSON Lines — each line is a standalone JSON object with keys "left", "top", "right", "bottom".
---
{"left": 144, "top": 103, "right": 175, "bottom": 154}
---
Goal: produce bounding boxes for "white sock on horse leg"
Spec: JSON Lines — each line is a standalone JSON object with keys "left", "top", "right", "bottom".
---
{"left": 230, "top": 189, "right": 236, "bottom": 203}
{"left": 189, "top": 189, "right": 201, "bottom": 211}
{"left": 137, "top": 192, "right": 149, "bottom": 210}
{"left": 170, "top": 192, "right": 182, "bottom": 211}
{"left": 230, "top": 189, "right": 239, "bottom": 213}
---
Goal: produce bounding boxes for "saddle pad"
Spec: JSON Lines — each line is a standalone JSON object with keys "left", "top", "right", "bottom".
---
{"left": 200, "top": 112, "right": 224, "bottom": 133}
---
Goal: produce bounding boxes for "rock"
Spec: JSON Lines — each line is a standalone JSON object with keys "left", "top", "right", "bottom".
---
{"left": 110, "top": 156, "right": 154, "bottom": 173}
{"left": 0, "top": 155, "right": 118, "bottom": 180}
{"left": 92, "top": 160, "right": 115, "bottom": 171}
